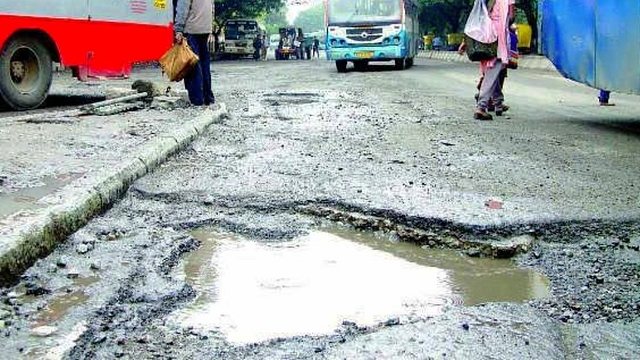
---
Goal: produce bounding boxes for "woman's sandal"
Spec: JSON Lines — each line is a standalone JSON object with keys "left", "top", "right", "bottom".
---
{"left": 474, "top": 110, "right": 493, "bottom": 120}
{"left": 495, "top": 105, "right": 510, "bottom": 116}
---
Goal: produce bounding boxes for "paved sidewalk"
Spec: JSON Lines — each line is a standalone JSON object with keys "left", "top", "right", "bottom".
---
{"left": 0, "top": 70, "right": 227, "bottom": 284}
{"left": 418, "top": 50, "right": 558, "bottom": 72}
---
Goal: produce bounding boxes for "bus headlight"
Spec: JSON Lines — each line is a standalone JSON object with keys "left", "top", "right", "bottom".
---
{"left": 393, "top": 37, "right": 401, "bottom": 44}
{"left": 331, "top": 39, "right": 337, "bottom": 47}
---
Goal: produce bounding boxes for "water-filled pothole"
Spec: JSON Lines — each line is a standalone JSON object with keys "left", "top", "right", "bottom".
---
{"left": 171, "top": 227, "right": 549, "bottom": 344}
{"left": 0, "top": 174, "right": 78, "bottom": 219}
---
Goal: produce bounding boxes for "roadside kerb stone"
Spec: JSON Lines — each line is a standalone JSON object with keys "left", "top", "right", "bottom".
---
{"left": 0, "top": 104, "right": 228, "bottom": 286}
{"left": 417, "top": 50, "right": 558, "bottom": 71}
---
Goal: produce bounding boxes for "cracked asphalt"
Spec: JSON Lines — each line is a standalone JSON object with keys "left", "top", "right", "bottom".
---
{"left": 1, "top": 58, "right": 640, "bottom": 359}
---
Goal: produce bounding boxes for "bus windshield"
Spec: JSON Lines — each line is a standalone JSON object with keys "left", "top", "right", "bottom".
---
{"left": 327, "top": 0, "right": 402, "bottom": 26}
{"left": 225, "top": 20, "right": 259, "bottom": 40}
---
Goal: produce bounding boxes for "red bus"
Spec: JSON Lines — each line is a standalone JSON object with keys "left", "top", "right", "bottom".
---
{"left": 0, "top": 0, "right": 174, "bottom": 110}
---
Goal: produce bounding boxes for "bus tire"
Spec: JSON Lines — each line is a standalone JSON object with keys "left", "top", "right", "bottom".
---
{"left": 0, "top": 35, "right": 53, "bottom": 110}
{"left": 336, "top": 60, "right": 347, "bottom": 73}
{"left": 394, "top": 58, "right": 405, "bottom": 70}
{"left": 406, "top": 57, "right": 414, "bottom": 68}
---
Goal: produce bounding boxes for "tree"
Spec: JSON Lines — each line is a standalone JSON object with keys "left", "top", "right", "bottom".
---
{"left": 214, "top": 0, "right": 285, "bottom": 35}
{"left": 294, "top": 4, "right": 325, "bottom": 33}
{"left": 417, "top": 0, "right": 539, "bottom": 52}
{"left": 261, "top": 8, "right": 288, "bottom": 36}
{"left": 212, "top": 0, "right": 285, "bottom": 51}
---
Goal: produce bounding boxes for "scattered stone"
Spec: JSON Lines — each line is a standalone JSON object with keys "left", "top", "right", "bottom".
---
{"left": 93, "top": 333, "right": 107, "bottom": 344}
{"left": 107, "top": 233, "right": 118, "bottom": 241}
{"left": 76, "top": 244, "right": 90, "bottom": 254}
{"left": 466, "top": 249, "right": 481, "bottom": 257}
{"left": 569, "top": 302, "right": 583, "bottom": 311}
{"left": 0, "top": 309, "right": 10, "bottom": 320}
{"left": 67, "top": 271, "right": 80, "bottom": 280}
{"left": 524, "top": 339, "right": 530, "bottom": 345}
{"left": 595, "top": 275, "right": 605, "bottom": 284}
{"left": 137, "top": 334, "right": 151, "bottom": 344}
{"left": 56, "top": 260, "right": 67, "bottom": 268}
{"left": 7, "top": 292, "right": 17, "bottom": 299}
{"left": 462, "top": 322, "right": 470, "bottom": 331}
{"left": 560, "top": 311, "right": 573, "bottom": 322}
{"left": 116, "top": 336, "right": 126, "bottom": 345}
{"left": 533, "top": 251, "right": 542, "bottom": 259}
{"left": 115, "top": 351, "right": 125, "bottom": 358}
{"left": 150, "top": 96, "right": 190, "bottom": 110}
{"left": 31, "top": 325, "right": 57, "bottom": 337}
{"left": 314, "top": 346, "right": 324, "bottom": 353}
{"left": 383, "top": 317, "right": 400, "bottom": 327}
{"left": 163, "top": 336, "right": 175, "bottom": 345}
{"left": 484, "top": 199, "right": 503, "bottom": 210}
{"left": 25, "top": 283, "right": 50, "bottom": 296}
{"left": 90, "top": 263, "right": 101, "bottom": 271}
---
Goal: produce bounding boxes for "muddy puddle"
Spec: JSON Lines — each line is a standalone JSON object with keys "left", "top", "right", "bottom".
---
{"left": 0, "top": 174, "right": 77, "bottom": 219}
{"left": 170, "top": 227, "right": 549, "bottom": 344}
{"left": 19, "top": 276, "right": 98, "bottom": 360}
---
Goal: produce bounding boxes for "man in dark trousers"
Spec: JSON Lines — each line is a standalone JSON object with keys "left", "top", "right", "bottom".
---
{"left": 174, "top": 0, "right": 215, "bottom": 106}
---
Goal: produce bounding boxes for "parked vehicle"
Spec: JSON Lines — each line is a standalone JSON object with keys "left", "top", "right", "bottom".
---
{"left": 0, "top": 0, "right": 173, "bottom": 110}
{"left": 223, "top": 19, "right": 265, "bottom": 59}
{"left": 540, "top": 0, "right": 640, "bottom": 95}
{"left": 275, "top": 27, "right": 303, "bottom": 60}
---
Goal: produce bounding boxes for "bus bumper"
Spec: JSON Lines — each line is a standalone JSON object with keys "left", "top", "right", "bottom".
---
{"left": 327, "top": 45, "right": 406, "bottom": 61}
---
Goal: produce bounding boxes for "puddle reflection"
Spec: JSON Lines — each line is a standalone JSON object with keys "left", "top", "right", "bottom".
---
{"left": 173, "top": 228, "right": 549, "bottom": 344}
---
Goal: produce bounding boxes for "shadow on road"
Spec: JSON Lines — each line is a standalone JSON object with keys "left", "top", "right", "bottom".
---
{"left": 43, "top": 94, "right": 106, "bottom": 107}
{"left": 572, "top": 118, "right": 640, "bottom": 138}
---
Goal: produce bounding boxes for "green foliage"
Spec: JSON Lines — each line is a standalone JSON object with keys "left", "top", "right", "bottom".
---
{"left": 214, "top": 0, "right": 285, "bottom": 31}
{"left": 295, "top": 4, "right": 325, "bottom": 33}
{"left": 262, "top": 8, "right": 288, "bottom": 35}
{"left": 417, "top": 0, "right": 538, "bottom": 37}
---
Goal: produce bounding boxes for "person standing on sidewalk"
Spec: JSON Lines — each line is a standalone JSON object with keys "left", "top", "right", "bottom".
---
{"left": 598, "top": 89, "right": 615, "bottom": 106}
{"left": 174, "top": 0, "right": 215, "bottom": 106}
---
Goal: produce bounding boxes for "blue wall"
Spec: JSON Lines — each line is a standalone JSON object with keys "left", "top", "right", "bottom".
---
{"left": 540, "top": 0, "right": 640, "bottom": 94}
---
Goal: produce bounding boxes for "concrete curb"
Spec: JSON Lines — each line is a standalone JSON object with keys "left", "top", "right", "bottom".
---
{"left": 0, "top": 103, "right": 228, "bottom": 286}
{"left": 417, "top": 50, "right": 558, "bottom": 72}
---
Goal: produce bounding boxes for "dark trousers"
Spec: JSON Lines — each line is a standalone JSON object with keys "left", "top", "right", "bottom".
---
{"left": 185, "top": 33, "right": 215, "bottom": 106}
{"left": 599, "top": 89, "right": 610, "bottom": 103}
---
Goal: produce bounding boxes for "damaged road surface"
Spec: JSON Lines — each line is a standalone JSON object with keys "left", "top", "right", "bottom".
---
{"left": 2, "top": 59, "right": 640, "bottom": 359}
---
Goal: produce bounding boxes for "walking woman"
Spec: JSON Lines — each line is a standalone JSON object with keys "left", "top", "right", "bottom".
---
{"left": 462, "top": 0, "right": 515, "bottom": 120}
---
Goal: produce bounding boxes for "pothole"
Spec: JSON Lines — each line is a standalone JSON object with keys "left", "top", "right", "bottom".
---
{"left": 169, "top": 226, "right": 549, "bottom": 344}
{"left": 0, "top": 174, "right": 79, "bottom": 219}
{"left": 263, "top": 91, "right": 323, "bottom": 106}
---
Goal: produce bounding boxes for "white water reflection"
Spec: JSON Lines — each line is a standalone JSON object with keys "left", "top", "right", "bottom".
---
{"left": 172, "top": 231, "right": 458, "bottom": 344}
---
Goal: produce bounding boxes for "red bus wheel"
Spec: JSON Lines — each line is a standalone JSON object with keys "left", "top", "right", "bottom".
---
{"left": 0, "top": 35, "right": 53, "bottom": 110}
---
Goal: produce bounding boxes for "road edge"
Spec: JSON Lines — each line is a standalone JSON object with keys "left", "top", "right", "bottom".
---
{"left": 417, "top": 50, "right": 558, "bottom": 71}
{"left": 0, "top": 103, "right": 228, "bottom": 286}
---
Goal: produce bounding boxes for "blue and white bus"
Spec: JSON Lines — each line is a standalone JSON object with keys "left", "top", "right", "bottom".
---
{"left": 324, "top": 0, "right": 421, "bottom": 72}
